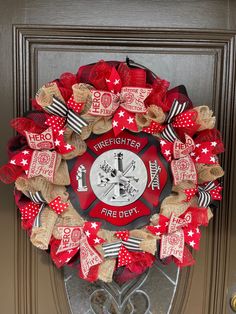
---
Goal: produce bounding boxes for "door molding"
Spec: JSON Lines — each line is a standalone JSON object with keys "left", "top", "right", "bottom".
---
{"left": 13, "top": 25, "right": 236, "bottom": 314}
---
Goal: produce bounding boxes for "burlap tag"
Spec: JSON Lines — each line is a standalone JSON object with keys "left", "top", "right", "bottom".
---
{"left": 150, "top": 214, "right": 160, "bottom": 225}
{"left": 62, "top": 130, "right": 87, "bottom": 160}
{"left": 80, "top": 124, "right": 93, "bottom": 140}
{"left": 15, "top": 176, "right": 69, "bottom": 202}
{"left": 196, "top": 164, "right": 224, "bottom": 184}
{"left": 160, "top": 183, "right": 198, "bottom": 217}
{"left": 30, "top": 206, "right": 58, "bottom": 249}
{"left": 36, "top": 82, "right": 64, "bottom": 109}
{"left": 72, "top": 83, "right": 93, "bottom": 114}
{"left": 194, "top": 106, "right": 216, "bottom": 131}
{"left": 135, "top": 113, "right": 150, "bottom": 127}
{"left": 140, "top": 239, "right": 157, "bottom": 254}
{"left": 92, "top": 117, "right": 113, "bottom": 134}
{"left": 136, "top": 105, "right": 166, "bottom": 128}
{"left": 98, "top": 259, "right": 116, "bottom": 282}
{"left": 146, "top": 105, "right": 166, "bottom": 123}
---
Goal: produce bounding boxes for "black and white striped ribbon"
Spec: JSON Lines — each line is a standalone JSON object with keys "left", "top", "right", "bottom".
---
{"left": 102, "top": 237, "right": 142, "bottom": 258}
{"left": 161, "top": 124, "right": 179, "bottom": 142}
{"left": 45, "top": 96, "right": 88, "bottom": 135}
{"left": 198, "top": 181, "right": 216, "bottom": 208}
{"left": 161, "top": 99, "right": 188, "bottom": 142}
{"left": 29, "top": 191, "right": 46, "bottom": 227}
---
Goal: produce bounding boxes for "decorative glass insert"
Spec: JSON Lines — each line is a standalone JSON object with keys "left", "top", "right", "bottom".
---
{"left": 64, "top": 261, "right": 179, "bottom": 314}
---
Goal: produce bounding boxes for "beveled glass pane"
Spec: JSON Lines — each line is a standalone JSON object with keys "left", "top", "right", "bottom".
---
{"left": 64, "top": 261, "right": 179, "bottom": 314}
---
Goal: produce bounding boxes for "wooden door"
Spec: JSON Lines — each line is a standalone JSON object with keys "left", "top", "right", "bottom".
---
{"left": 1, "top": 1, "right": 236, "bottom": 313}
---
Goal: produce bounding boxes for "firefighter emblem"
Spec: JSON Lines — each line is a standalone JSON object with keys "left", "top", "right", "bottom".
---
{"left": 90, "top": 149, "right": 147, "bottom": 206}
{"left": 67, "top": 130, "right": 170, "bottom": 228}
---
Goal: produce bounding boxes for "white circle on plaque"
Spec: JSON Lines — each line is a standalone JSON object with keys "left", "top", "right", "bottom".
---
{"left": 89, "top": 149, "right": 147, "bottom": 206}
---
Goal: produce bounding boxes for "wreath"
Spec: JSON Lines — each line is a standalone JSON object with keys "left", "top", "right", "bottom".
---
{"left": 0, "top": 59, "right": 224, "bottom": 283}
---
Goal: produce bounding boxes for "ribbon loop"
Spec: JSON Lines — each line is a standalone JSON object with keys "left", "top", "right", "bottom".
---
{"left": 102, "top": 237, "right": 142, "bottom": 258}
{"left": 198, "top": 181, "right": 216, "bottom": 208}
{"left": 161, "top": 99, "right": 189, "bottom": 142}
{"left": 45, "top": 96, "right": 88, "bottom": 135}
{"left": 27, "top": 192, "right": 69, "bottom": 227}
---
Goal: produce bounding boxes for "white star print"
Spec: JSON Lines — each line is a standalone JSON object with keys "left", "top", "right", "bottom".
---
{"left": 58, "top": 130, "right": 64, "bottom": 135}
{"left": 55, "top": 139, "right": 60, "bottom": 146}
{"left": 22, "top": 150, "right": 30, "bottom": 155}
{"left": 114, "top": 79, "right": 120, "bottom": 85}
{"left": 164, "top": 150, "right": 171, "bottom": 156}
{"left": 195, "top": 144, "right": 201, "bottom": 148}
{"left": 210, "top": 156, "right": 215, "bottom": 162}
{"left": 10, "top": 160, "right": 16, "bottom": 165}
{"left": 65, "top": 143, "right": 72, "bottom": 150}
{"left": 160, "top": 140, "right": 166, "bottom": 146}
{"left": 118, "top": 110, "right": 125, "bottom": 117}
{"left": 155, "top": 232, "right": 161, "bottom": 236}
{"left": 113, "top": 120, "right": 118, "bottom": 127}
{"left": 94, "top": 238, "right": 101, "bottom": 244}
{"left": 196, "top": 227, "right": 200, "bottom": 233}
{"left": 91, "top": 222, "right": 98, "bottom": 229}
{"left": 195, "top": 156, "right": 200, "bottom": 161}
{"left": 127, "top": 117, "right": 134, "bottom": 124}
{"left": 154, "top": 224, "right": 161, "bottom": 229}
{"left": 105, "top": 78, "right": 111, "bottom": 83}
{"left": 21, "top": 159, "right": 28, "bottom": 166}
{"left": 189, "top": 240, "right": 196, "bottom": 247}
{"left": 202, "top": 148, "right": 209, "bottom": 154}
{"left": 211, "top": 141, "right": 217, "bottom": 147}
{"left": 188, "top": 230, "right": 194, "bottom": 237}
{"left": 85, "top": 231, "right": 90, "bottom": 237}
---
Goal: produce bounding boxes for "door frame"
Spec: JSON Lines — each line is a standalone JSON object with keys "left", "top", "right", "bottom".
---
{"left": 13, "top": 26, "right": 236, "bottom": 314}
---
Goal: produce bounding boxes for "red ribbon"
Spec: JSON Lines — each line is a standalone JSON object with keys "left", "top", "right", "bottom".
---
{"left": 19, "top": 196, "right": 69, "bottom": 220}
{"left": 160, "top": 135, "right": 220, "bottom": 166}
{"left": 184, "top": 181, "right": 223, "bottom": 203}
{"left": 147, "top": 208, "right": 208, "bottom": 266}
{"left": 8, "top": 149, "right": 58, "bottom": 182}
{"left": 88, "top": 65, "right": 152, "bottom": 136}
{"left": 51, "top": 222, "right": 105, "bottom": 279}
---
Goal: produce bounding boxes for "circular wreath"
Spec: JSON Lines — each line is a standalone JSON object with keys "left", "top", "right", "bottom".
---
{"left": 0, "top": 59, "right": 224, "bottom": 283}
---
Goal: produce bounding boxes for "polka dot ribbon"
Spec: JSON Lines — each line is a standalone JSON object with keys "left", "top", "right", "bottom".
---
{"left": 19, "top": 192, "right": 69, "bottom": 227}
{"left": 184, "top": 181, "right": 222, "bottom": 208}
{"left": 45, "top": 96, "right": 88, "bottom": 135}
{"left": 102, "top": 231, "right": 142, "bottom": 266}
{"left": 161, "top": 99, "right": 190, "bottom": 142}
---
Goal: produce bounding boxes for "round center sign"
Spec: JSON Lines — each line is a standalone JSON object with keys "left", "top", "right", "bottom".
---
{"left": 67, "top": 130, "right": 171, "bottom": 230}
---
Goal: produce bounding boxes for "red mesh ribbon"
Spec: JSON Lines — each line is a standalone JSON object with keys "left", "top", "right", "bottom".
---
{"left": 165, "top": 85, "right": 193, "bottom": 112}
{"left": 117, "top": 62, "right": 147, "bottom": 87}
{"left": 0, "top": 164, "right": 23, "bottom": 184}
{"left": 194, "top": 129, "right": 224, "bottom": 155}
{"left": 145, "top": 76, "right": 170, "bottom": 111}
{"left": 89, "top": 60, "right": 113, "bottom": 90}
{"left": 174, "top": 246, "right": 195, "bottom": 267}
{"left": 11, "top": 117, "right": 46, "bottom": 136}
{"left": 126, "top": 252, "right": 155, "bottom": 274}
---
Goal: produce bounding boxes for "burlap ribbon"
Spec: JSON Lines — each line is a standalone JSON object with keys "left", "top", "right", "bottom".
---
{"left": 194, "top": 105, "right": 216, "bottom": 131}
{"left": 136, "top": 105, "right": 166, "bottom": 129}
